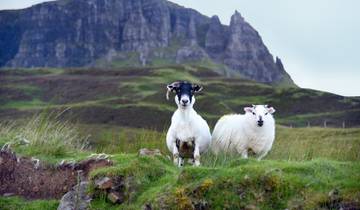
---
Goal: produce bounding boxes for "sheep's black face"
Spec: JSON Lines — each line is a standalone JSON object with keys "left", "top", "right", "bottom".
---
{"left": 167, "top": 81, "right": 203, "bottom": 108}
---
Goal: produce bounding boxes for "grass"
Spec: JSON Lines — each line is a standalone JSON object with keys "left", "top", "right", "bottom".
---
{"left": 0, "top": 110, "right": 89, "bottom": 163}
{"left": 80, "top": 124, "right": 360, "bottom": 162}
{"left": 1, "top": 65, "right": 360, "bottom": 209}
{"left": 0, "top": 115, "right": 360, "bottom": 209}
{"left": 88, "top": 155, "right": 360, "bottom": 210}
{"left": 1, "top": 66, "right": 359, "bottom": 128}
{"left": 0, "top": 197, "right": 59, "bottom": 210}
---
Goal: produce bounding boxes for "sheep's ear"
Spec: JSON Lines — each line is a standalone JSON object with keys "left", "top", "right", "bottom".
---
{"left": 244, "top": 107, "right": 254, "bottom": 113}
{"left": 167, "top": 82, "right": 180, "bottom": 92}
{"left": 167, "top": 84, "right": 176, "bottom": 92}
{"left": 267, "top": 107, "right": 276, "bottom": 114}
{"left": 192, "top": 84, "right": 203, "bottom": 93}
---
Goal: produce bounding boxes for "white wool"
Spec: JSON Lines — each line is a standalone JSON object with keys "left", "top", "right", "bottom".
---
{"left": 211, "top": 105, "right": 275, "bottom": 160}
{"left": 166, "top": 95, "right": 211, "bottom": 166}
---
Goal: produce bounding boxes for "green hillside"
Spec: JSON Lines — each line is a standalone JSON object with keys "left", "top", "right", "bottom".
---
{"left": 1, "top": 66, "right": 360, "bottom": 210}
{"left": 0, "top": 65, "right": 359, "bottom": 130}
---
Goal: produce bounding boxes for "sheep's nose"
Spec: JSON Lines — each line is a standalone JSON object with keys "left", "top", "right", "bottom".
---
{"left": 257, "top": 120, "right": 264, "bottom": 127}
{"left": 181, "top": 99, "right": 189, "bottom": 104}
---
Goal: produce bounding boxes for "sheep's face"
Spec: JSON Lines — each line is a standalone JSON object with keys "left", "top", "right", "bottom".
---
{"left": 244, "top": 105, "right": 276, "bottom": 127}
{"left": 167, "top": 81, "right": 203, "bottom": 109}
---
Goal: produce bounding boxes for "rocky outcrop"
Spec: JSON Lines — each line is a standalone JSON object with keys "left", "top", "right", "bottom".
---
{"left": 205, "top": 16, "right": 227, "bottom": 57}
{"left": 0, "top": 0, "right": 294, "bottom": 84}
{"left": 223, "top": 11, "right": 285, "bottom": 82}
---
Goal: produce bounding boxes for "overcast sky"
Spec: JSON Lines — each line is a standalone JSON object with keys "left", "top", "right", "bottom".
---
{"left": 1, "top": 0, "right": 359, "bottom": 96}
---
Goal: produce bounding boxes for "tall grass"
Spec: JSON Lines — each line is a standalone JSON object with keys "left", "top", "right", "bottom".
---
{"left": 82, "top": 125, "right": 360, "bottom": 162}
{"left": 0, "top": 110, "right": 89, "bottom": 159}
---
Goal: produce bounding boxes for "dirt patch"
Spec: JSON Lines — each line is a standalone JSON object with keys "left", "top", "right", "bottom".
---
{"left": 0, "top": 149, "right": 112, "bottom": 199}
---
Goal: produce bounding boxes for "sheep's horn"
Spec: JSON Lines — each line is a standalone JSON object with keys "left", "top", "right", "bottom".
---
{"left": 166, "top": 81, "right": 180, "bottom": 101}
{"left": 166, "top": 89, "right": 171, "bottom": 100}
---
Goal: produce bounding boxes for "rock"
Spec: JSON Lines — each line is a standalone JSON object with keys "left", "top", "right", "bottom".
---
{"left": 95, "top": 177, "right": 113, "bottom": 190}
{"left": 57, "top": 181, "right": 91, "bottom": 210}
{"left": 3, "top": 192, "right": 15, "bottom": 197}
{"left": 176, "top": 46, "right": 208, "bottom": 64}
{"left": 223, "top": 10, "right": 287, "bottom": 83}
{"left": 0, "top": 0, "right": 293, "bottom": 84}
{"left": 245, "top": 204, "right": 259, "bottom": 210}
{"left": 107, "top": 191, "right": 124, "bottom": 204}
{"left": 205, "top": 15, "right": 227, "bottom": 56}
{"left": 143, "top": 203, "right": 152, "bottom": 210}
{"left": 139, "top": 148, "right": 162, "bottom": 157}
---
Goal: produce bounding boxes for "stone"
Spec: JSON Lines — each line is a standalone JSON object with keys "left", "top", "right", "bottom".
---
{"left": 57, "top": 181, "right": 91, "bottom": 210}
{"left": 107, "top": 191, "right": 124, "bottom": 204}
{"left": 205, "top": 15, "right": 227, "bottom": 56}
{"left": 139, "top": 148, "right": 161, "bottom": 157}
{"left": 95, "top": 177, "right": 112, "bottom": 190}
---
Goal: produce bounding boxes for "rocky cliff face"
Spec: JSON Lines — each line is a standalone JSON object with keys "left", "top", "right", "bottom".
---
{"left": 0, "top": 0, "right": 293, "bottom": 84}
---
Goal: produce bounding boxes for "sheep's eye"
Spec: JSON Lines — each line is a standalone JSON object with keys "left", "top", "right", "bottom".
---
{"left": 265, "top": 113, "right": 268, "bottom": 115}
{"left": 252, "top": 112, "right": 256, "bottom": 115}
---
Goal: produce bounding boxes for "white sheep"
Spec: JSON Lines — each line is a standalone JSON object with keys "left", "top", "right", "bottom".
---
{"left": 211, "top": 105, "right": 276, "bottom": 160}
{"left": 166, "top": 81, "right": 212, "bottom": 167}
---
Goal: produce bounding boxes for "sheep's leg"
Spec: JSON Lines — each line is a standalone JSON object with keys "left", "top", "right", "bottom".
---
{"left": 188, "top": 158, "right": 195, "bottom": 165}
{"left": 257, "top": 150, "right": 269, "bottom": 161}
{"left": 172, "top": 143, "right": 180, "bottom": 166}
{"left": 178, "top": 157, "right": 184, "bottom": 167}
{"left": 194, "top": 145, "right": 201, "bottom": 166}
{"left": 241, "top": 149, "right": 248, "bottom": 159}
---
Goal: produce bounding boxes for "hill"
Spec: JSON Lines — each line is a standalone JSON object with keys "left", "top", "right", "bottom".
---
{"left": 0, "top": 65, "right": 359, "bottom": 130}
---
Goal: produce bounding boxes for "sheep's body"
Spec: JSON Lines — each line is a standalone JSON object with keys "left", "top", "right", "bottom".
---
{"left": 211, "top": 113, "right": 275, "bottom": 160}
{"left": 166, "top": 107, "right": 211, "bottom": 166}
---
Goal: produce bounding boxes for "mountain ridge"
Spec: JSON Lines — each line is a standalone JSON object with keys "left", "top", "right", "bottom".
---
{"left": 0, "top": 0, "right": 293, "bottom": 84}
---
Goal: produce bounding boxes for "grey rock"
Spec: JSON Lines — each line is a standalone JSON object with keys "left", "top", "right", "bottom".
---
{"left": 139, "top": 148, "right": 162, "bottom": 157}
{"left": 0, "top": 0, "right": 293, "bottom": 84}
{"left": 205, "top": 15, "right": 227, "bottom": 57}
{"left": 176, "top": 46, "right": 208, "bottom": 64}
{"left": 95, "top": 177, "right": 112, "bottom": 190}
{"left": 57, "top": 181, "right": 91, "bottom": 210}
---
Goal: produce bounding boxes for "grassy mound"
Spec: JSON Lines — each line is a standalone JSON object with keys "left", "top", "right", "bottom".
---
{"left": 88, "top": 155, "right": 360, "bottom": 210}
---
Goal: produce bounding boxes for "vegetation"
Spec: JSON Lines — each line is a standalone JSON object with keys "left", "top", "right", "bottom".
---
{"left": 1, "top": 65, "right": 359, "bottom": 129}
{"left": 0, "top": 110, "right": 89, "bottom": 163}
{"left": 0, "top": 65, "right": 359, "bottom": 209}
{"left": 0, "top": 115, "right": 359, "bottom": 209}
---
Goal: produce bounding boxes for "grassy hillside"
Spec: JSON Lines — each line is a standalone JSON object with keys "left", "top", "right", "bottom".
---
{"left": 0, "top": 65, "right": 359, "bottom": 129}
{"left": 0, "top": 66, "right": 359, "bottom": 209}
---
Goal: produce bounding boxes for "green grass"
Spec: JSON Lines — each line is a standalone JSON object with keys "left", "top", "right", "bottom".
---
{"left": 0, "top": 110, "right": 89, "bottom": 163}
{"left": 81, "top": 125, "right": 360, "bottom": 162}
{"left": 88, "top": 155, "right": 360, "bottom": 210}
{"left": 0, "top": 99, "right": 48, "bottom": 110}
{"left": 1, "top": 65, "right": 360, "bottom": 209}
{"left": 0, "top": 197, "right": 59, "bottom": 210}
{"left": 1, "top": 66, "right": 359, "bottom": 128}
{"left": 1, "top": 115, "right": 360, "bottom": 209}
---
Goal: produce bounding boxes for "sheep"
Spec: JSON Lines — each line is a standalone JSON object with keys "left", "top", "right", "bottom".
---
{"left": 211, "top": 105, "right": 276, "bottom": 160}
{"left": 166, "top": 81, "right": 212, "bottom": 167}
